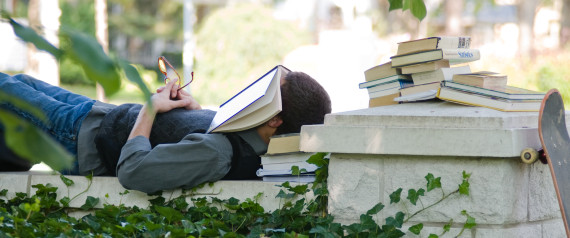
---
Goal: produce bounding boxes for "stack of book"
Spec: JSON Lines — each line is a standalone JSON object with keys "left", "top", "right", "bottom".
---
{"left": 360, "top": 61, "right": 412, "bottom": 107}
{"left": 256, "top": 133, "right": 317, "bottom": 183}
{"left": 359, "top": 36, "right": 545, "bottom": 111}
{"left": 391, "top": 36, "right": 478, "bottom": 102}
{"left": 437, "top": 72, "right": 545, "bottom": 111}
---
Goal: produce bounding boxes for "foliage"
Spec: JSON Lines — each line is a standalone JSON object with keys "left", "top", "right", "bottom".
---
{"left": 0, "top": 13, "right": 152, "bottom": 170}
{"left": 194, "top": 3, "right": 311, "bottom": 106}
{"left": 388, "top": 0, "right": 427, "bottom": 21}
{"left": 59, "top": 0, "right": 96, "bottom": 85}
{"left": 0, "top": 153, "right": 475, "bottom": 237}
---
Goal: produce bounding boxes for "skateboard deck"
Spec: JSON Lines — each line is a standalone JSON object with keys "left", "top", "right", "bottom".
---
{"left": 539, "top": 89, "right": 570, "bottom": 237}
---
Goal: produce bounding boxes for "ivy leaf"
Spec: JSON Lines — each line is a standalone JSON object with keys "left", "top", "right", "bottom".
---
{"left": 444, "top": 219, "right": 452, "bottom": 232}
{"left": 428, "top": 234, "right": 439, "bottom": 238}
{"left": 462, "top": 170, "right": 472, "bottom": 180}
{"left": 80, "top": 196, "right": 99, "bottom": 210}
{"left": 276, "top": 190, "right": 295, "bottom": 199}
{"left": 0, "top": 189, "right": 7, "bottom": 196}
{"left": 385, "top": 212, "right": 405, "bottom": 228}
{"left": 60, "top": 175, "right": 74, "bottom": 187}
{"left": 291, "top": 166, "right": 300, "bottom": 175}
{"left": 461, "top": 210, "right": 476, "bottom": 229}
{"left": 59, "top": 197, "right": 70, "bottom": 207}
{"left": 359, "top": 214, "right": 378, "bottom": 230}
{"left": 366, "top": 202, "right": 384, "bottom": 215}
{"left": 408, "top": 223, "right": 423, "bottom": 235}
{"left": 389, "top": 188, "right": 402, "bottom": 204}
{"left": 306, "top": 152, "right": 328, "bottom": 167}
{"left": 425, "top": 173, "right": 441, "bottom": 192}
{"left": 155, "top": 206, "right": 183, "bottom": 223}
{"left": 459, "top": 180, "right": 470, "bottom": 195}
{"left": 407, "top": 188, "right": 425, "bottom": 205}
{"left": 288, "top": 184, "right": 309, "bottom": 195}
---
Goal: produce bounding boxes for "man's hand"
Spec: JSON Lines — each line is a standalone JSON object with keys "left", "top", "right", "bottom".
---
{"left": 127, "top": 80, "right": 200, "bottom": 140}
{"left": 155, "top": 81, "right": 202, "bottom": 111}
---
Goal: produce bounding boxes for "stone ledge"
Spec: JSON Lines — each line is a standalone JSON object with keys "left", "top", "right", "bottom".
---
{"left": 0, "top": 172, "right": 312, "bottom": 212}
{"left": 301, "top": 125, "right": 539, "bottom": 157}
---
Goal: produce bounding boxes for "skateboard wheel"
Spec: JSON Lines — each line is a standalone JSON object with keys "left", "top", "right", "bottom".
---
{"left": 521, "top": 148, "right": 539, "bottom": 164}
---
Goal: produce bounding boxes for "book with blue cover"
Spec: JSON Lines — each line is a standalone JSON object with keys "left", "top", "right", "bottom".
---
{"left": 207, "top": 65, "right": 290, "bottom": 133}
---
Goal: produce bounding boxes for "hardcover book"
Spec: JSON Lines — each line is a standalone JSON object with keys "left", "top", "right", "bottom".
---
{"left": 207, "top": 65, "right": 290, "bottom": 133}
{"left": 359, "top": 74, "right": 411, "bottom": 89}
{"left": 390, "top": 49, "right": 480, "bottom": 67}
{"left": 443, "top": 81, "right": 545, "bottom": 100}
{"left": 400, "top": 60, "right": 451, "bottom": 74}
{"left": 437, "top": 87, "right": 542, "bottom": 112}
{"left": 411, "top": 65, "right": 471, "bottom": 85}
{"left": 369, "top": 92, "right": 400, "bottom": 107}
{"left": 364, "top": 61, "right": 401, "bottom": 82}
{"left": 397, "top": 36, "right": 471, "bottom": 55}
{"left": 266, "top": 133, "right": 301, "bottom": 155}
{"left": 452, "top": 71, "right": 508, "bottom": 89}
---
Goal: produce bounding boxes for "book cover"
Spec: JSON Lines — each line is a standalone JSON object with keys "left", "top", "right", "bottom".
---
{"left": 369, "top": 92, "right": 400, "bottom": 107}
{"left": 368, "top": 81, "right": 413, "bottom": 99}
{"left": 359, "top": 74, "right": 411, "bottom": 89}
{"left": 390, "top": 49, "right": 480, "bottom": 67}
{"left": 395, "top": 90, "right": 438, "bottom": 102}
{"left": 266, "top": 133, "right": 301, "bottom": 155}
{"left": 262, "top": 175, "right": 316, "bottom": 183}
{"left": 397, "top": 36, "right": 471, "bottom": 55}
{"left": 411, "top": 65, "right": 471, "bottom": 85}
{"left": 400, "top": 82, "right": 442, "bottom": 96}
{"left": 452, "top": 71, "right": 508, "bottom": 89}
{"left": 437, "top": 87, "right": 542, "bottom": 112}
{"left": 443, "top": 81, "right": 545, "bottom": 100}
{"left": 366, "top": 79, "right": 413, "bottom": 93}
{"left": 364, "top": 61, "right": 401, "bottom": 82}
{"left": 262, "top": 161, "right": 317, "bottom": 172}
{"left": 207, "top": 65, "right": 290, "bottom": 133}
{"left": 400, "top": 60, "right": 451, "bottom": 74}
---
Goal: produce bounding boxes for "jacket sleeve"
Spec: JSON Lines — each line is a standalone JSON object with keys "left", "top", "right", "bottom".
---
{"left": 116, "top": 134, "right": 233, "bottom": 194}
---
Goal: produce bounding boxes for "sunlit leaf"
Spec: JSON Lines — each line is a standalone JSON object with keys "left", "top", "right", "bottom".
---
{"left": 60, "top": 29, "right": 121, "bottom": 96}
{"left": 409, "top": 0, "right": 427, "bottom": 21}
{"left": 0, "top": 109, "right": 73, "bottom": 171}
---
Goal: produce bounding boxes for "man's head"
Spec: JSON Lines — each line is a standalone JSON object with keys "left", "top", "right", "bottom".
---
{"left": 275, "top": 71, "right": 331, "bottom": 135}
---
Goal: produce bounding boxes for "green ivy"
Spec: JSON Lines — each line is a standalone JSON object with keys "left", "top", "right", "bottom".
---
{"left": 0, "top": 154, "right": 476, "bottom": 237}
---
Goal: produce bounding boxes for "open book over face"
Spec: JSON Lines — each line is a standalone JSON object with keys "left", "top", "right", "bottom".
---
{"left": 206, "top": 65, "right": 291, "bottom": 133}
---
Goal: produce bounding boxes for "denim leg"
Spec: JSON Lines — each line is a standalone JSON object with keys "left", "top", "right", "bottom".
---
{"left": 0, "top": 73, "right": 95, "bottom": 174}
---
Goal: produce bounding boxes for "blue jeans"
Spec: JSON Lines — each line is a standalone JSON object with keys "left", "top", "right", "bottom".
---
{"left": 0, "top": 73, "right": 95, "bottom": 174}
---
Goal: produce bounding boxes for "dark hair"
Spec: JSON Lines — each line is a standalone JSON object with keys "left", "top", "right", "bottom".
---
{"left": 275, "top": 71, "right": 331, "bottom": 134}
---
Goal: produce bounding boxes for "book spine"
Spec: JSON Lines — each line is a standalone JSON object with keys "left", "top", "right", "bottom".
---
{"left": 436, "top": 36, "right": 471, "bottom": 49}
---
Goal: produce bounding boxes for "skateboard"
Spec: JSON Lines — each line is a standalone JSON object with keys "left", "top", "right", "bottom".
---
{"left": 521, "top": 89, "right": 570, "bottom": 237}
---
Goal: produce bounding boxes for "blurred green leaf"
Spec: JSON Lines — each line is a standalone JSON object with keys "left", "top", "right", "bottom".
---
{"left": 0, "top": 109, "right": 73, "bottom": 171}
{"left": 389, "top": 188, "right": 402, "bottom": 204}
{"left": 409, "top": 0, "right": 427, "bottom": 21}
{"left": 388, "top": 0, "right": 403, "bottom": 11}
{"left": 60, "top": 29, "right": 121, "bottom": 96}
{"left": 6, "top": 17, "right": 63, "bottom": 58}
{"left": 118, "top": 60, "right": 153, "bottom": 105}
{"left": 366, "top": 202, "right": 385, "bottom": 215}
{"left": 60, "top": 175, "right": 74, "bottom": 187}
